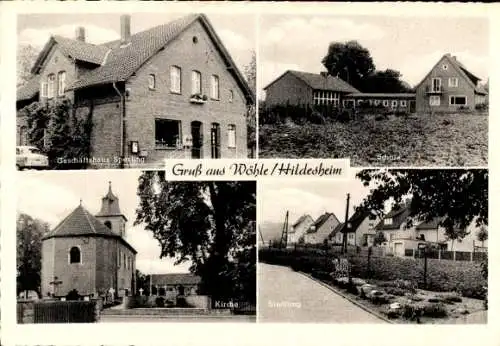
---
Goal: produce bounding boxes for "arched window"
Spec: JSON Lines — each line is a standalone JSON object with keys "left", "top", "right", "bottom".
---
{"left": 69, "top": 247, "right": 81, "bottom": 264}
{"left": 104, "top": 221, "right": 112, "bottom": 229}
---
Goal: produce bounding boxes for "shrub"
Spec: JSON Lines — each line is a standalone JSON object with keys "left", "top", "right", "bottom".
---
{"left": 475, "top": 103, "right": 488, "bottom": 111}
{"left": 386, "top": 309, "right": 400, "bottom": 319}
{"left": 176, "top": 297, "right": 188, "bottom": 307}
{"left": 401, "top": 303, "right": 423, "bottom": 321}
{"left": 385, "top": 287, "right": 406, "bottom": 296}
{"left": 460, "top": 285, "right": 486, "bottom": 300}
{"left": 66, "top": 289, "right": 81, "bottom": 301}
{"left": 441, "top": 294, "right": 462, "bottom": 304}
{"left": 155, "top": 297, "right": 165, "bottom": 307}
{"left": 370, "top": 294, "right": 390, "bottom": 305}
{"left": 423, "top": 303, "right": 447, "bottom": 318}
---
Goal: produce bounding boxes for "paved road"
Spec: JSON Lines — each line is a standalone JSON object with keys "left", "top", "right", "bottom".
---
{"left": 258, "top": 263, "right": 386, "bottom": 323}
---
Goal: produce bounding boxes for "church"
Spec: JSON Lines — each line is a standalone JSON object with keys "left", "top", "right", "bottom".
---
{"left": 41, "top": 183, "right": 137, "bottom": 299}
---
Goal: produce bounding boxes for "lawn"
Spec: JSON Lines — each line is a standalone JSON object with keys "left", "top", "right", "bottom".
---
{"left": 259, "top": 113, "right": 488, "bottom": 166}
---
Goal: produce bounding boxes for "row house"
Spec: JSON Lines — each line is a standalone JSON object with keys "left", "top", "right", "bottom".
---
{"left": 17, "top": 13, "right": 254, "bottom": 167}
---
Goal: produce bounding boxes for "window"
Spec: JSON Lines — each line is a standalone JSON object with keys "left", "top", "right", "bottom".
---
{"left": 450, "top": 96, "right": 467, "bottom": 106}
{"left": 104, "top": 221, "right": 112, "bottom": 229}
{"left": 384, "top": 218, "right": 393, "bottom": 225}
{"left": 148, "top": 74, "right": 156, "bottom": 90}
{"left": 391, "top": 100, "right": 398, "bottom": 108}
{"left": 400, "top": 100, "right": 407, "bottom": 107}
{"left": 431, "top": 78, "right": 442, "bottom": 92}
{"left": 69, "top": 247, "right": 81, "bottom": 264}
{"left": 155, "top": 119, "right": 181, "bottom": 148}
{"left": 368, "top": 214, "right": 377, "bottom": 220}
{"left": 383, "top": 100, "right": 389, "bottom": 107}
{"left": 228, "top": 124, "right": 236, "bottom": 148}
{"left": 191, "top": 70, "right": 201, "bottom": 95}
{"left": 40, "top": 81, "right": 48, "bottom": 98}
{"left": 211, "top": 75, "right": 220, "bottom": 99}
{"left": 373, "top": 99, "right": 380, "bottom": 106}
{"left": 47, "top": 74, "right": 56, "bottom": 98}
{"left": 429, "top": 95, "right": 441, "bottom": 106}
{"left": 229, "top": 90, "right": 234, "bottom": 102}
{"left": 313, "top": 91, "right": 339, "bottom": 106}
{"left": 348, "top": 233, "right": 354, "bottom": 240}
{"left": 448, "top": 77, "right": 458, "bottom": 87}
{"left": 57, "top": 71, "right": 66, "bottom": 96}
{"left": 442, "top": 64, "right": 448, "bottom": 70}
{"left": 170, "top": 66, "right": 181, "bottom": 93}
{"left": 389, "top": 234, "right": 395, "bottom": 241}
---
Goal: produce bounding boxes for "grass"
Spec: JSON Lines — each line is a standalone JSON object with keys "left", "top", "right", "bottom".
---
{"left": 259, "top": 113, "right": 488, "bottom": 166}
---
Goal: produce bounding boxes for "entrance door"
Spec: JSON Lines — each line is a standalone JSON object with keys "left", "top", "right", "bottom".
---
{"left": 409, "top": 100, "right": 416, "bottom": 113}
{"left": 210, "top": 123, "right": 221, "bottom": 159}
{"left": 191, "top": 121, "right": 203, "bottom": 158}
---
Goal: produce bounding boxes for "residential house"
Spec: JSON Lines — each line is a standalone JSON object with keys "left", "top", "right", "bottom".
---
{"left": 287, "top": 214, "right": 314, "bottom": 245}
{"left": 17, "top": 14, "right": 254, "bottom": 167}
{"left": 263, "top": 70, "right": 359, "bottom": 107}
{"left": 375, "top": 204, "right": 488, "bottom": 256}
{"left": 303, "top": 212, "right": 340, "bottom": 244}
{"left": 415, "top": 53, "right": 488, "bottom": 113}
{"left": 343, "top": 93, "right": 416, "bottom": 113}
{"left": 329, "top": 209, "right": 380, "bottom": 247}
{"left": 41, "top": 183, "right": 137, "bottom": 298}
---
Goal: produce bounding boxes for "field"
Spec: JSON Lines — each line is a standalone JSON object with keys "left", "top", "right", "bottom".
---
{"left": 259, "top": 113, "right": 488, "bottom": 166}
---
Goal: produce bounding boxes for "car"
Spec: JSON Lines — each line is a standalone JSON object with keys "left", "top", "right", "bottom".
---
{"left": 16, "top": 146, "right": 49, "bottom": 170}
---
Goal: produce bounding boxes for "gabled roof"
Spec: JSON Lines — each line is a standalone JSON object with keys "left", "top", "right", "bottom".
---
{"left": 31, "top": 35, "right": 109, "bottom": 74}
{"left": 150, "top": 273, "right": 202, "bottom": 286}
{"left": 67, "top": 14, "right": 254, "bottom": 104}
{"left": 43, "top": 204, "right": 136, "bottom": 253}
{"left": 307, "top": 212, "right": 338, "bottom": 233}
{"left": 328, "top": 222, "right": 345, "bottom": 239}
{"left": 415, "top": 216, "right": 445, "bottom": 230}
{"left": 264, "top": 70, "right": 359, "bottom": 93}
{"left": 17, "top": 75, "right": 40, "bottom": 101}
{"left": 291, "top": 214, "right": 312, "bottom": 228}
{"left": 375, "top": 205, "right": 411, "bottom": 231}
{"left": 415, "top": 53, "right": 486, "bottom": 94}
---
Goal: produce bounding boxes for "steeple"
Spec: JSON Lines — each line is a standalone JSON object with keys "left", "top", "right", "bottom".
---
{"left": 95, "top": 182, "right": 127, "bottom": 237}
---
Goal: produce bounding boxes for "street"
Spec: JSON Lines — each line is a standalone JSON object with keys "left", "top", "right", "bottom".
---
{"left": 258, "top": 263, "right": 386, "bottom": 323}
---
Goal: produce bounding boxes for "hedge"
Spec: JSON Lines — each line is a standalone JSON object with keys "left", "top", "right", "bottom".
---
{"left": 259, "top": 248, "right": 486, "bottom": 298}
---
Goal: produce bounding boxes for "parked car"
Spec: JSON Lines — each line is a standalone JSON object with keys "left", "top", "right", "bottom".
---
{"left": 16, "top": 146, "right": 49, "bottom": 170}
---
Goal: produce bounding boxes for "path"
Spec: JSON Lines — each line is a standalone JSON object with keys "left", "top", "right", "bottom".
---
{"left": 258, "top": 263, "right": 386, "bottom": 323}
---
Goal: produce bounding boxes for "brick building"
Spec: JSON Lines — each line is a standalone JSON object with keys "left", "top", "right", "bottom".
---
{"left": 17, "top": 13, "right": 254, "bottom": 167}
{"left": 41, "top": 183, "right": 137, "bottom": 298}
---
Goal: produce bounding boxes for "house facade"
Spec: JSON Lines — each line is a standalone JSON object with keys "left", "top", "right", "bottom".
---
{"left": 415, "top": 53, "right": 488, "bottom": 113}
{"left": 304, "top": 212, "right": 340, "bottom": 244}
{"left": 287, "top": 214, "right": 314, "bottom": 245}
{"left": 375, "top": 204, "right": 488, "bottom": 256}
{"left": 41, "top": 183, "right": 137, "bottom": 298}
{"left": 17, "top": 14, "right": 254, "bottom": 167}
{"left": 329, "top": 209, "right": 380, "bottom": 247}
{"left": 343, "top": 93, "right": 416, "bottom": 113}
{"left": 263, "top": 70, "right": 359, "bottom": 107}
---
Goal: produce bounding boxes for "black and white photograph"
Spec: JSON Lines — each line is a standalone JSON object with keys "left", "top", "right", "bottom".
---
{"left": 16, "top": 12, "right": 256, "bottom": 170}
{"left": 258, "top": 15, "right": 489, "bottom": 166}
{"left": 258, "top": 169, "right": 488, "bottom": 323}
{"left": 17, "top": 170, "right": 256, "bottom": 323}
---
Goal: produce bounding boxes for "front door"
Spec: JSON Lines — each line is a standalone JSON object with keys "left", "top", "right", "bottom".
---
{"left": 409, "top": 100, "right": 416, "bottom": 113}
{"left": 210, "top": 123, "right": 221, "bottom": 159}
{"left": 191, "top": 121, "right": 203, "bottom": 158}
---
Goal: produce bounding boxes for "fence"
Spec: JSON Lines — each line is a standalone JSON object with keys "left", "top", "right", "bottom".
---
{"left": 32, "top": 300, "right": 99, "bottom": 323}
{"left": 404, "top": 248, "right": 487, "bottom": 262}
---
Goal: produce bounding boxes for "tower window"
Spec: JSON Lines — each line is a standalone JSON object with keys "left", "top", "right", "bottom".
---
{"left": 69, "top": 247, "right": 81, "bottom": 264}
{"left": 104, "top": 221, "right": 112, "bottom": 229}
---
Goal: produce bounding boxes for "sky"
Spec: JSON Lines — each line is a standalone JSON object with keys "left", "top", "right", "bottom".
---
{"left": 259, "top": 15, "right": 489, "bottom": 99}
{"left": 16, "top": 170, "right": 192, "bottom": 274}
{"left": 259, "top": 169, "right": 373, "bottom": 226}
{"left": 17, "top": 12, "right": 256, "bottom": 74}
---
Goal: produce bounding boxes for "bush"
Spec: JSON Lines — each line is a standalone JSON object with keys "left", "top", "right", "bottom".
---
{"left": 385, "top": 287, "right": 406, "bottom": 296}
{"left": 423, "top": 303, "right": 447, "bottom": 318}
{"left": 155, "top": 297, "right": 165, "bottom": 307}
{"left": 441, "top": 294, "right": 462, "bottom": 304}
{"left": 460, "top": 285, "right": 486, "bottom": 300}
{"left": 475, "top": 103, "right": 488, "bottom": 111}
{"left": 176, "top": 297, "right": 188, "bottom": 307}
{"left": 401, "top": 303, "right": 423, "bottom": 321}
{"left": 66, "top": 289, "right": 81, "bottom": 301}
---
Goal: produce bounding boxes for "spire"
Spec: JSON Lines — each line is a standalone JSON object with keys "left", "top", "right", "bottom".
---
{"left": 95, "top": 181, "right": 125, "bottom": 218}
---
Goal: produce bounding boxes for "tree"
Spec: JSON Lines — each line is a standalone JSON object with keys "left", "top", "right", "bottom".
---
{"left": 321, "top": 40, "right": 375, "bottom": 91}
{"left": 135, "top": 175, "right": 256, "bottom": 304}
{"left": 356, "top": 169, "right": 488, "bottom": 245}
{"left": 17, "top": 44, "right": 39, "bottom": 88}
{"left": 477, "top": 226, "right": 488, "bottom": 247}
{"left": 243, "top": 51, "right": 256, "bottom": 158}
{"left": 17, "top": 213, "right": 49, "bottom": 294}
{"left": 374, "top": 231, "right": 387, "bottom": 246}
{"left": 362, "top": 69, "right": 412, "bottom": 93}
{"left": 23, "top": 98, "right": 93, "bottom": 169}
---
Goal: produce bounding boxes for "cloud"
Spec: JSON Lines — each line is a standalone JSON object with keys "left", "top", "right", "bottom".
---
{"left": 18, "top": 24, "right": 120, "bottom": 47}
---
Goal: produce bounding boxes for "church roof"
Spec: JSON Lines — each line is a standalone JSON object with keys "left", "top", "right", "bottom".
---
{"left": 43, "top": 204, "right": 137, "bottom": 254}
{"left": 95, "top": 182, "right": 127, "bottom": 221}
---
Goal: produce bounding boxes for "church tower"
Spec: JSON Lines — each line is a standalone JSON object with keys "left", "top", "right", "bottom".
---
{"left": 95, "top": 182, "right": 127, "bottom": 237}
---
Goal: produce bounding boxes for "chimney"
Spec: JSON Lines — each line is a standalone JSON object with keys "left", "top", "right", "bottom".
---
{"left": 75, "top": 27, "right": 85, "bottom": 42}
{"left": 120, "top": 14, "right": 131, "bottom": 46}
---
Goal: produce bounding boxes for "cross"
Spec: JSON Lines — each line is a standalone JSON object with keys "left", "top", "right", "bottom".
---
{"left": 139, "top": 288, "right": 144, "bottom": 296}
{"left": 108, "top": 287, "right": 115, "bottom": 296}
{"left": 49, "top": 276, "right": 63, "bottom": 296}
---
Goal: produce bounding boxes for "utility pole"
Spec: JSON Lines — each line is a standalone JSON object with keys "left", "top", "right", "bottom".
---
{"left": 342, "top": 193, "right": 350, "bottom": 254}
{"left": 280, "top": 211, "right": 289, "bottom": 249}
